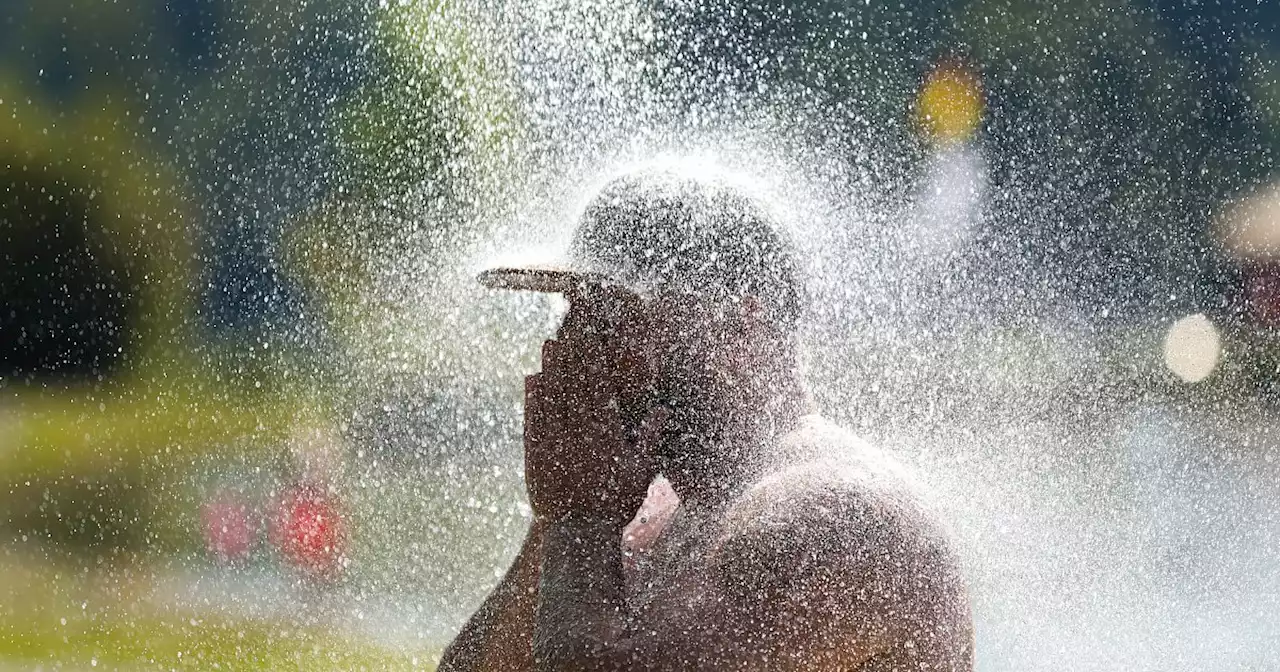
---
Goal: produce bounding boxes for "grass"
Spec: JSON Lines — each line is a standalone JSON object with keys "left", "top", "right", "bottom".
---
{"left": 0, "top": 376, "right": 323, "bottom": 554}
{"left": 0, "top": 379, "right": 305, "bottom": 475}
{"left": 0, "top": 550, "right": 437, "bottom": 670}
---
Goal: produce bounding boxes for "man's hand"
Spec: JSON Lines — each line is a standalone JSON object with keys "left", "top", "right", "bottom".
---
{"left": 523, "top": 288, "right": 663, "bottom": 527}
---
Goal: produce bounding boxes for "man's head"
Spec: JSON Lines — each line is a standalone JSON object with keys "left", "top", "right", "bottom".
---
{"left": 482, "top": 168, "right": 803, "bottom": 329}
{"left": 569, "top": 170, "right": 805, "bottom": 432}
{"left": 567, "top": 169, "right": 803, "bottom": 333}
{"left": 483, "top": 167, "right": 808, "bottom": 485}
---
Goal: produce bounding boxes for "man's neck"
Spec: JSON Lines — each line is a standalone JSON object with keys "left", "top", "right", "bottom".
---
{"left": 662, "top": 373, "right": 813, "bottom": 509}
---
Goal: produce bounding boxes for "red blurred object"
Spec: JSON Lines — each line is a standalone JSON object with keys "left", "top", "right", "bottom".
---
{"left": 1245, "top": 264, "right": 1280, "bottom": 326}
{"left": 269, "top": 483, "right": 347, "bottom": 581}
{"left": 200, "top": 490, "right": 256, "bottom": 564}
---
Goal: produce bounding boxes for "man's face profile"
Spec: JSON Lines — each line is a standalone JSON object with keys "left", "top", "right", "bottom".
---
{"left": 566, "top": 286, "right": 760, "bottom": 470}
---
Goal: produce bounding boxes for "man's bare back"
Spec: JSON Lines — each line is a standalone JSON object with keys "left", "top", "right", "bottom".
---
{"left": 618, "top": 416, "right": 972, "bottom": 670}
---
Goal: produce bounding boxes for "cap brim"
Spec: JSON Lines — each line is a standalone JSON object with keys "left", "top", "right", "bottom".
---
{"left": 477, "top": 266, "right": 615, "bottom": 294}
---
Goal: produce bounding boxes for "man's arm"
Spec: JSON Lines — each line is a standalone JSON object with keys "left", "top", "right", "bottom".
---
{"left": 438, "top": 521, "right": 544, "bottom": 672}
{"left": 532, "top": 514, "right": 768, "bottom": 671}
{"left": 532, "top": 517, "right": 634, "bottom": 670}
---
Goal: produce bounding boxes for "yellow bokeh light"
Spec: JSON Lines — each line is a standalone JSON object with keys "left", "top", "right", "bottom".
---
{"left": 917, "top": 61, "right": 984, "bottom": 144}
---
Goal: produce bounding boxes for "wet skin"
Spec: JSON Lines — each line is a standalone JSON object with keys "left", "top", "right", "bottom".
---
{"left": 439, "top": 289, "right": 974, "bottom": 671}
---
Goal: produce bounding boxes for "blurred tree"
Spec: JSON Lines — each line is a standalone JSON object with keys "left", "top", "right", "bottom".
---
{"left": 0, "top": 0, "right": 372, "bottom": 552}
{"left": 956, "top": 0, "right": 1277, "bottom": 324}
{"left": 0, "top": 80, "right": 193, "bottom": 383}
{"left": 655, "top": 0, "right": 1277, "bottom": 327}
{"left": 278, "top": 0, "right": 523, "bottom": 397}
{"left": 654, "top": 0, "right": 952, "bottom": 191}
{"left": 0, "top": 0, "right": 375, "bottom": 386}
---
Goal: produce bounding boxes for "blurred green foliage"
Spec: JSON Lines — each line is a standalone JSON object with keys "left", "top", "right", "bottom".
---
{"left": 338, "top": 2, "right": 498, "bottom": 197}
{"left": 327, "top": 0, "right": 520, "bottom": 263}
{"left": 0, "top": 78, "right": 195, "bottom": 378}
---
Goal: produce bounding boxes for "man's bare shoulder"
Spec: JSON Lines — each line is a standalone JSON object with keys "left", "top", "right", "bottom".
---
{"left": 708, "top": 415, "right": 970, "bottom": 659}
{"left": 732, "top": 414, "right": 946, "bottom": 537}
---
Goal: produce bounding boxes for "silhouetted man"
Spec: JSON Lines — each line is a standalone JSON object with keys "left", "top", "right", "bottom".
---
{"left": 441, "top": 168, "right": 973, "bottom": 671}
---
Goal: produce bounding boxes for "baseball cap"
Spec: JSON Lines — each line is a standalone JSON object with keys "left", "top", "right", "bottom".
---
{"left": 479, "top": 168, "right": 803, "bottom": 328}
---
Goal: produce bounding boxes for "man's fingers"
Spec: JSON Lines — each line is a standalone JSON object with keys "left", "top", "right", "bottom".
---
{"left": 541, "top": 340, "right": 560, "bottom": 369}
{"left": 525, "top": 371, "right": 567, "bottom": 506}
{"left": 556, "top": 293, "right": 598, "bottom": 340}
{"left": 610, "top": 327, "right": 651, "bottom": 400}
{"left": 524, "top": 372, "right": 543, "bottom": 405}
{"left": 572, "top": 331, "right": 621, "bottom": 427}
{"left": 542, "top": 338, "right": 597, "bottom": 395}
{"left": 525, "top": 372, "right": 563, "bottom": 456}
{"left": 523, "top": 374, "right": 543, "bottom": 504}
{"left": 544, "top": 332, "right": 612, "bottom": 387}
{"left": 524, "top": 373, "right": 545, "bottom": 448}
{"left": 559, "top": 284, "right": 642, "bottom": 340}
{"left": 603, "top": 285, "right": 644, "bottom": 312}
